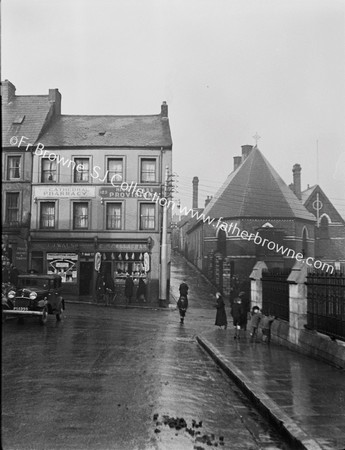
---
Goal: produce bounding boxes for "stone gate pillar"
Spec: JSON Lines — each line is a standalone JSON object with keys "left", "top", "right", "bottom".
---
{"left": 287, "top": 261, "right": 308, "bottom": 344}
{"left": 249, "top": 261, "right": 268, "bottom": 310}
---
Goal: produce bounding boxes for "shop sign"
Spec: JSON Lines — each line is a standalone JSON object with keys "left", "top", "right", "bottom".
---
{"left": 46, "top": 242, "right": 78, "bottom": 251}
{"left": 34, "top": 186, "right": 96, "bottom": 198}
{"left": 98, "top": 243, "right": 147, "bottom": 251}
{"left": 99, "top": 186, "right": 160, "bottom": 199}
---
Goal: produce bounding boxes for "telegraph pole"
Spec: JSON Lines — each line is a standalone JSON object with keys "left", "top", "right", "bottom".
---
{"left": 159, "top": 166, "right": 169, "bottom": 303}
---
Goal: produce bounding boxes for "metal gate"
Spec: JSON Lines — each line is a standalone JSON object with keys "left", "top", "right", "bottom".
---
{"left": 262, "top": 268, "right": 290, "bottom": 321}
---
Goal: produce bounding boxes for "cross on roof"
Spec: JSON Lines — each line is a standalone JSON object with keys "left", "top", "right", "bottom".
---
{"left": 253, "top": 132, "right": 261, "bottom": 146}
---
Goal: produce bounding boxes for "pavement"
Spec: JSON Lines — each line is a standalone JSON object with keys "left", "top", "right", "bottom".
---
{"left": 170, "top": 252, "right": 345, "bottom": 450}
{"left": 62, "top": 250, "right": 345, "bottom": 450}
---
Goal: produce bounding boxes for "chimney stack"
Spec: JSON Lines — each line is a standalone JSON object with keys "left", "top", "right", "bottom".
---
{"left": 192, "top": 176, "right": 199, "bottom": 210}
{"left": 292, "top": 164, "right": 302, "bottom": 200}
{"left": 49, "top": 88, "right": 62, "bottom": 115}
{"left": 233, "top": 156, "right": 242, "bottom": 171}
{"left": 1, "top": 80, "right": 16, "bottom": 104}
{"left": 241, "top": 144, "right": 254, "bottom": 160}
{"left": 161, "top": 101, "right": 168, "bottom": 118}
{"left": 205, "top": 195, "right": 212, "bottom": 208}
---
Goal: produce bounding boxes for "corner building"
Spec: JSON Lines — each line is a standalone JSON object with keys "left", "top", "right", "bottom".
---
{"left": 29, "top": 101, "right": 172, "bottom": 303}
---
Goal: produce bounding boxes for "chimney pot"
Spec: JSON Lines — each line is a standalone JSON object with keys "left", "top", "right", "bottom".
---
{"left": 241, "top": 145, "right": 254, "bottom": 160}
{"left": 1, "top": 80, "right": 16, "bottom": 104}
{"left": 192, "top": 176, "right": 199, "bottom": 210}
{"left": 233, "top": 156, "right": 242, "bottom": 171}
{"left": 49, "top": 88, "right": 62, "bottom": 115}
{"left": 161, "top": 101, "right": 168, "bottom": 118}
{"left": 292, "top": 164, "right": 302, "bottom": 200}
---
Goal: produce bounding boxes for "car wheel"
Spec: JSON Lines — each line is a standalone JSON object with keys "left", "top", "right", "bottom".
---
{"left": 56, "top": 304, "right": 63, "bottom": 321}
{"left": 40, "top": 307, "right": 48, "bottom": 325}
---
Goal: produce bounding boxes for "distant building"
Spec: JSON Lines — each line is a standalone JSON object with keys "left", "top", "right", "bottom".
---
{"left": 301, "top": 185, "right": 345, "bottom": 270}
{"left": 180, "top": 144, "right": 344, "bottom": 296}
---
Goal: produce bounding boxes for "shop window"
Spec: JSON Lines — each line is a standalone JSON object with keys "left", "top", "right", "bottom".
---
{"left": 41, "top": 158, "right": 57, "bottom": 182}
{"left": 140, "top": 204, "right": 155, "bottom": 230}
{"left": 6, "top": 192, "right": 19, "bottom": 224}
{"left": 7, "top": 156, "right": 21, "bottom": 180}
{"left": 40, "top": 202, "right": 56, "bottom": 229}
{"left": 107, "top": 158, "right": 123, "bottom": 183}
{"left": 74, "top": 158, "right": 90, "bottom": 182}
{"left": 73, "top": 202, "right": 89, "bottom": 229}
{"left": 106, "top": 203, "right": 122, "bottom": 230}
{"left": 31, "top": 251, "right": 43, "bottom": 274}
{"left": 47, "top": 252, "right": 78, "bottom": 283}
{"left": 140, "top": 159, "right": 156, "bottom": 183}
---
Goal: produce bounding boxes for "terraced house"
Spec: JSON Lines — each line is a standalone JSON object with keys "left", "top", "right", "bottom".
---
{"left": 2, "top": 80, "right": 173, "bottom": 304}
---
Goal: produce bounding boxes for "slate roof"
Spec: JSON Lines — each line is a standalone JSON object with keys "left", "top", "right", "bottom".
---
{"left": 2, "top": 95, "right": 52, "bottom": 146}
{"left": 38, "top": 115, "right": 172, "bottom": 148}
{"left": 301, "top": 185, "right": 317, "bottom": 205}
{"left": 203, "top": 147, "right": 316, "bottom": 222}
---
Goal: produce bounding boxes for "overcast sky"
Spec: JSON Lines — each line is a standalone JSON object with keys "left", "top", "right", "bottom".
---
{"left": 2, "top": 0, "right": 345, "bottom": 217}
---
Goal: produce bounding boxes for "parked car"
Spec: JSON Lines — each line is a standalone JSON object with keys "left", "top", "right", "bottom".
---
{"left": 2, "top": 274, "right": 65, "bottom": 324}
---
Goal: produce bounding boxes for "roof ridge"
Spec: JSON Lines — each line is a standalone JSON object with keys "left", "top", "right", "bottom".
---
{"left": 58, "top": 114, "right": 162, "bottom": 119}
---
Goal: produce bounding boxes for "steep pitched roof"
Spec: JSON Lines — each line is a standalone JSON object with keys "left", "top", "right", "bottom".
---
{"left": 203, "top": 147, "right": 316, "bottom": 222}
{"left": 2, "top": 95, "right": 52, "bottom": 145}
{"left": 302, "top": 184, "right": 345, "bottom": 224}
{"left": 38, "top": 114, "right": 172, "bottom": 148}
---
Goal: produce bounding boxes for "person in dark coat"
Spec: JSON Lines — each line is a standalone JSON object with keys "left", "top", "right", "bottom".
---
{"left": 177, "top": 295, "right": 188, "bottom": 324}
{"left": 215, "top": 292, "right": 227, "bottom": 329}
{"left": 179, "top": 280, "right": 189, "bottom": 298}
{"left": 231, "top": 294, "right": 246, "bottom": 339}
{"left": 136, "top": 278, "right": 147, "bottom": 302}
{"left": 124, "top": 274, "right": 134, "bottom": 304}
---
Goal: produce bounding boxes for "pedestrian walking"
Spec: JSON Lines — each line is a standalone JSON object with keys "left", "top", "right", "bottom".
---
{"left": 177, "top": 295, "right": 188, "bottom": 324}
{"left": 249, "top": 306, "right": 262, "bottom": 342}
{"left": 261, "top": 313, "right": 275, "bottom": 344}
{"left": 231, "top": 294, "right": 246, "bottom": 339}
{"left": 124, "top": 274, "right": 134, "bottom": 304}
{"left": 215, "top": 292, "right": 227, "bottom": 329}
{"left": 136, "top": 278, "right": 147, "bottom": 302}
{"left": 179, "top": 279, "right": 189, "bottom": 299}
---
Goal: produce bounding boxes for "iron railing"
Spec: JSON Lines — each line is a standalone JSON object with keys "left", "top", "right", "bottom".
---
{"left": 262, "top": 268, "right": 291, "bottom": 321}
{"left": 306, "top": 272, "right": 345, "bottom": 341}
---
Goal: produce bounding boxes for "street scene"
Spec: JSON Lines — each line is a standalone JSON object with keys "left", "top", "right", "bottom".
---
{"left": 2, "top": 253, "right": 291, "bottom": 450}
{"left": 2, "top": 1, "right": 345, "bottom": 450}
{"left": 3, "top": 252, "right": 345, "bottom": 449}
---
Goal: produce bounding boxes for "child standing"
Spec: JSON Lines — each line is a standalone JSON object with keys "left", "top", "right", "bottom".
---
{"left": 261, "top": 314, "right": 275, "bottom": 344}
{"left": 250, "top": 306, "right": 261, "bottom": 342}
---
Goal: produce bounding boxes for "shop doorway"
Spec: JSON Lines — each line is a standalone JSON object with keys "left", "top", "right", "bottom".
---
{"left": 79, "top": 262, "right": 94, "bottom": 296}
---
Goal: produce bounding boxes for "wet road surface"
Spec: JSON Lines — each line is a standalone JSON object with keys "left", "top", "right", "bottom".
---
{"left": 2, "top": 252, "right": 293, "bottom": 449}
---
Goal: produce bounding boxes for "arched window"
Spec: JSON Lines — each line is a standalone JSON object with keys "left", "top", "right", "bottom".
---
{"left": 320, "top": 215, "right": 330, "bottom": 238}
{"left": 217, "top": 229, "right": 227, "bottom": 256}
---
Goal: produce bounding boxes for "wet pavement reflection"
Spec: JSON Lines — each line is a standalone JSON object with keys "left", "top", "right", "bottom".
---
{"left": 2, "top": 252, "right": 294, "bottom": 450}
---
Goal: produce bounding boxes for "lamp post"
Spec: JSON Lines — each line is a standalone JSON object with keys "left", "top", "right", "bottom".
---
{"left": 159, "top": 166, "right": 169, "bottom": 304}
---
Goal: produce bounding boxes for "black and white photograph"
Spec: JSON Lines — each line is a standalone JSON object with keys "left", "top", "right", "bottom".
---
{"left": 2, "top": 0, "right": 345, "bottom": 449}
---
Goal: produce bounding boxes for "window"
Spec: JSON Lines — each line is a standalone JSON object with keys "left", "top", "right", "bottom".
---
{"left": 41, "top": 158, "right": 57, "bottom": 182}
{"left": 31, "top": 251, "right": 43, "bottom": 274}
{"left": 6, "top": 193, "right": 19, "bottom": 224}
{"left": 106, "top": 203, "right": 122, "bottom": 229}
{"left": 7, "top": 156, "right": 21, "bottom": 180}
{"left": 140, "top": 203, "right": 155, "bottom": 230}
{"left": 107, "top": 158, "right": 123, "bottom": 183}
{"left": 74, "top": 158, "right": 90, "bottom": 182}
{"left": 73, "top": 202, "right": 89, "bottom": 229}
{"left": 40, "top": 202, "right": 55, "bottom": 229}
{"left": 141, "top": 159, "right": 156, "bottom": 183}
